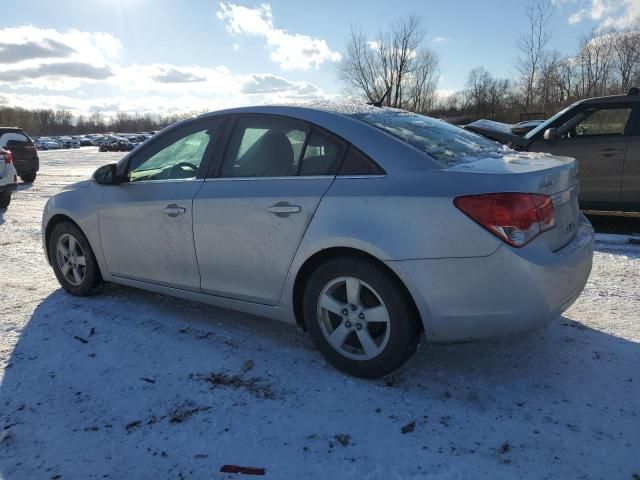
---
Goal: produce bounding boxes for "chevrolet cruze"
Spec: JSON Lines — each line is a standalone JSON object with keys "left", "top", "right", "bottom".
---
{"left": 42, "top": 104, "right": 594, "bottom": 377}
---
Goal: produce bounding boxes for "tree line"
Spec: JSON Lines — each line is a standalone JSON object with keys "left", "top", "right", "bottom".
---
{"left": 0, "top": 107, "right": 195, "bottom": 137}
{"left": 340, "top": 0, "right": 640, "bottom": 123}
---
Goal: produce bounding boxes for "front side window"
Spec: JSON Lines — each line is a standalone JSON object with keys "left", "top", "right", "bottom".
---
{"left": 351, "top": 110, "right": 509, "bottom": 167}
{"left": 221, "top": 116, "right": 309, "bottom": 178}
{"left": 128, "top": 122, "right": 221, "bottom": 182}
{"left": 559, "top": 107, "right": 632, "bottom": 138}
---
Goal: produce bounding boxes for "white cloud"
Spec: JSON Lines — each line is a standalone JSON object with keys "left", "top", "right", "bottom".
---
{"left": 0, "top": 26, "right": 336, "bottom": 117}
{"left": 0, "top": 26, "right": 120, "bottom": 90}
{"left": 216, "top": 2, "right": 341, "bottom": 70}
{"left": 564, "top": 0, "right": 640, "bottom": 28}
{"left": 432, "top": 37, "right": 450, "bottom": 44}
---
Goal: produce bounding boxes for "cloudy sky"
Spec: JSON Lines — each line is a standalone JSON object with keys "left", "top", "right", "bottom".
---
{"left": 0, "top": 0, "right": 637, "bottom": 117}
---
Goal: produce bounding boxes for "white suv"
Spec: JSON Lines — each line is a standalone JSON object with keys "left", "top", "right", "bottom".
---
{"left": 0, "top": 147, "right": 18, "bottom": 209}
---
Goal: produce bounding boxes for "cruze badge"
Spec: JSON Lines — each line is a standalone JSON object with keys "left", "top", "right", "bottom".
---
{"left": 539, "top": 177, "right": 554, "bottom": 189}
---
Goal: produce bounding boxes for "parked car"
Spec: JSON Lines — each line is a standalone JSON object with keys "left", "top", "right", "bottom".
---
{"left": 34, "top": 137, "right": 60, "bottom": 150}
{"left": 42, "top": 104, "right": 593, "bottom": 378}
{"left": 511, "top": 119, "right": 545, "bottom": 136}
{"left": 0, "top": 147, "right": 18, "bottom": 209}
{"left": 98, "top": 138, "right": 134, "bottom": 152}
{"left": 0, "top": 127, "right": 39, "bottom": 183}
{"left": 72, "top": 136, "right": 93, "bottom": 147}
{"left": 465, "top": 89, "right": 640, "bottom": 212}
{"left": 58, "top": 136, "right": 80, "bottom": 149}
{"left": 464, "top": 119, "right": 546, "bottom": 142}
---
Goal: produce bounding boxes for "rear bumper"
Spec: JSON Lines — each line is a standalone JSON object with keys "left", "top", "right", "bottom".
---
{"left": 13, "top": 156, "right": 39, "bottom": 174}
{"left": 387, "top": 214, "right": 594, "bottom": 342}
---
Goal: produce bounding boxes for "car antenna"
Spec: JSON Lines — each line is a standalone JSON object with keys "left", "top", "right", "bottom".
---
{"left": 368, "top": 85, "right": 393, "bottom": 108}
{"left": 628, "top": 87, "right": 639, "bottom": 96}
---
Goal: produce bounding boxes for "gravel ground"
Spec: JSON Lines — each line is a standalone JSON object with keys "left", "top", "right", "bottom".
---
{"left": 0, "top": 148, "right": 638, "bottom": 480}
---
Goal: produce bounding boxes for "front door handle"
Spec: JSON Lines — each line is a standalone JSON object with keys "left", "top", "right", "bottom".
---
{"left": 268, "top": 202, "right": 302, "bottom": 217}
{"left": 597, "top": 148, "right": 624, "bottom": 157}
{"left": 163, "top": 204, "right": 187, "bottom": 217}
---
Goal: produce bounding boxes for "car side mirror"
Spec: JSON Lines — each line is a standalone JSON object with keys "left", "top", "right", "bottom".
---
{"left": 93, "top": 163, "right": 120, "bottom": 185}
{"left": 543, "top": 128, "right": 558, "bottom": 141}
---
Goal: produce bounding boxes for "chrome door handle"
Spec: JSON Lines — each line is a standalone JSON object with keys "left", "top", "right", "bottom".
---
{"left": 268, "top": 202, "right": 302, "bottom": 217}
{"left": 163, "top": 204, "right": 186, "bottom": 217}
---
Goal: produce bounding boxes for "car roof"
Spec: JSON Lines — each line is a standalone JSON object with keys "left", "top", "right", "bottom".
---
{"left": 136, "top": 103, "right": 441, "bottom": 173}
{"left": 572, "top": 93, "right": 640, "bottom": 106}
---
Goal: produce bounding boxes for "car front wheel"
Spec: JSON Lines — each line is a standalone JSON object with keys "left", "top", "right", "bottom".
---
{"left": 49, "top": 222, "right": 103, "bottom": 296}
{"left": 303, "top": 257, "right": 420, "bottom": 378}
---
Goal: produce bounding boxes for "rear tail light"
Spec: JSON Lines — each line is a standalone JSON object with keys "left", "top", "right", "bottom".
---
{"left": 454, "top": 193, "right": 556, "bottom": 247}
{"left": 2, "top": 150, "right": 13, "bottom": 164}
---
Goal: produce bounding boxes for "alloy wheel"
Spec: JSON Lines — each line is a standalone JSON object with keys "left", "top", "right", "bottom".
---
{"left": 55, "top": 233, "right": 87, "bottom": 286}
{"left": 317, "top": 276, "right": 391, "bottom": 361}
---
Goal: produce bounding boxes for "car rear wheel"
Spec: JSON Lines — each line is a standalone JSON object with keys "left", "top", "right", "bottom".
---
{"left": 20, "top": 172, "right": 36, "bottom": 183}
{"left": 49, "top": 222, "right": 103, "bottom": 296}
{"left": 303, "top": 257, "right": 420, "bottom": 378}
{"left": 0, "top": 193, "right": 10, "bottom": 209}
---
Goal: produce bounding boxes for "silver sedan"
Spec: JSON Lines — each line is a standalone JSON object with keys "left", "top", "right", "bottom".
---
{"left": 42, "top": 104, "right": 594, "bottom": 377}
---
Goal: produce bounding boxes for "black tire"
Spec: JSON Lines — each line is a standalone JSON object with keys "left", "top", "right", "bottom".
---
{"left": 0, "top": 193, "right": 10, "bottom": 209}
{"left": 303, "top": 257, "right": 420, "bottom": 378}
{"left": 20, "top": 172, "right": 36, "bottom": 183}
{"left": 49, "top": 221, "right": 103, "bottom": 296}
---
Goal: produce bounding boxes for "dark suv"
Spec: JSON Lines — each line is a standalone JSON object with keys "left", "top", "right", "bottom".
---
{"left": 0, "top": 127, "right": 39, "bottom": 183}
{"left": 466, "top": 90, "right": 640, "bottom": 212}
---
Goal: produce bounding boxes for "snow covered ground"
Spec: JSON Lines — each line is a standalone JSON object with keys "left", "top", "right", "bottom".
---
{"left": 0, "top": 148, "right": 639, "bottom": 480}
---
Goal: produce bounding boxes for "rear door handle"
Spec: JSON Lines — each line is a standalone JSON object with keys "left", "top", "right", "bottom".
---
{"left": 163, "top": 204, "right": 186, "bottom": 217}
{"left": 268, "top": 202, "right": 302, "bottom": 217}
{"left": 597, "top": 148, "right": 624, "bottom": 157}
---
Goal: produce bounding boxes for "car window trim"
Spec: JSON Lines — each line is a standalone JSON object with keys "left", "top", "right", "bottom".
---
{"left": 626, "top": 104, "right": 640, "bottom": 136}
{"left": 555, "top": 103, "right": 634, "bottom": 140}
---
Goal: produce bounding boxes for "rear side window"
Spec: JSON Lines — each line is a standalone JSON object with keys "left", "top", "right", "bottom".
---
{"left": 222, "top": 116, "right": 309, "bottom": 178}
{"left": 0, "top": 131, "right": 30, "bottom": 148}
{"left": 351, "top": 110, "right": 509, "bottom": 167}
{"left": 339, "top": 146, "right": 385, "bottom": 175}
{"left": 299, "top": 130, "right": 346, "bottom": 176}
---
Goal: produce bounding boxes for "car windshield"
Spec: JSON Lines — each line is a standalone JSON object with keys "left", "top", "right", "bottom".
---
{"left": 351, "top": 110, "right": 510, "bottom": 167}
{"left": 524, "top": 104, "right": 573, "bottom": 139}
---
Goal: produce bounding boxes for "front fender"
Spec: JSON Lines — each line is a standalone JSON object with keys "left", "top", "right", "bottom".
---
{"left": 42, "top": 181, "right": 107, "bottom": 274}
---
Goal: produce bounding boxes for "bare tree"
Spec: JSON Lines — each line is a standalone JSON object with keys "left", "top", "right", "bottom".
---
{"left": 611, "top": 22, "right": 640, "bottom": 92}
{"left": 339, "top": 15, "right": 439, "bottom": 110}
{"left": 517, "top": 0, "right": 554, "bottom": 111}
{"left": 576, "top": 28, "right": 615, "bottom": 97}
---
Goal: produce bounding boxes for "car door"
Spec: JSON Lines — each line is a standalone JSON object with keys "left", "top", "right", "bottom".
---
{"left": 621, "top": 106, "right": 640, "bottom": 208}
{"left": 99, "top": 117, "right": 226, "bottom": 291}
{"left": 193, "top": 114, "right": 346, "bottom": 305}
{"left": 528, "top": 104, "right": 632, "bottom": 206}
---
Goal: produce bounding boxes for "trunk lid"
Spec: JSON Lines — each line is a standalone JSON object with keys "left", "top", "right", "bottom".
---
{"left": 448, "top": 152, "right": 580, "bottom": 251}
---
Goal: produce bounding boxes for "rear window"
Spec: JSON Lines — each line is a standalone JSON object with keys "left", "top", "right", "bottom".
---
{"left": 351, "top": 110, "right": 509, "bottom": 167}
{"left": 0, "top": 130, "right": 31, "bottom": 148}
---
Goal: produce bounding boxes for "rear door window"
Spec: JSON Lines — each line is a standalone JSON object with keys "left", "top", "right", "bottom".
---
{"left": 299, "top": 130, "right": 346, "bottom": 176}
{"left": 221, "top": 116, "right": 309, "bottom": 178}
